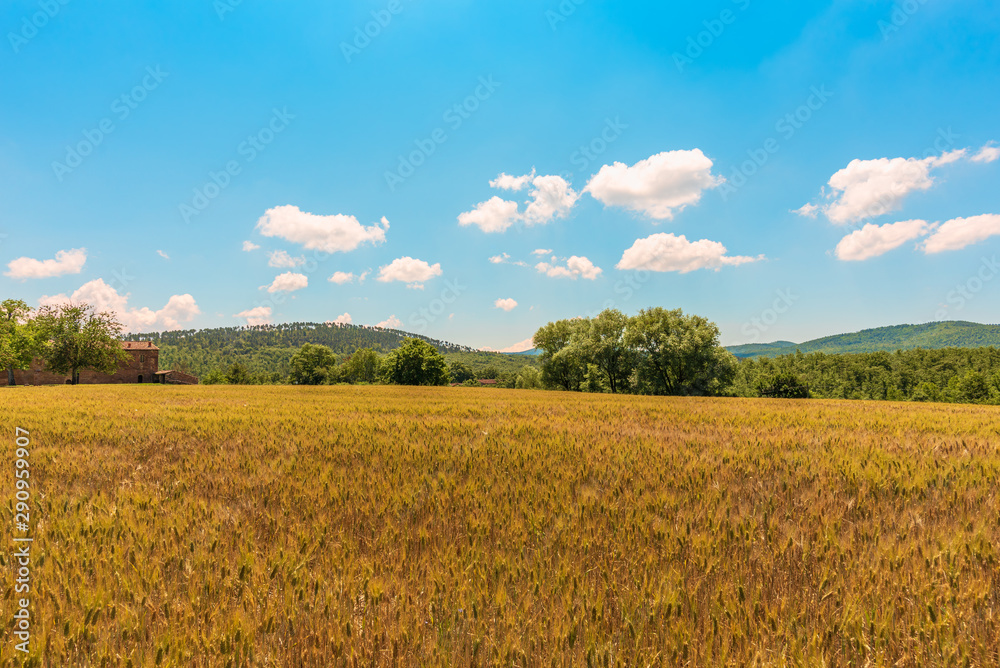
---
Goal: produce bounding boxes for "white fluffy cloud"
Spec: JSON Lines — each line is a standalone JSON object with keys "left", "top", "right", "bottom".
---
{"left": 328, "top": 271, "right": 356, "bottom": 284}
{"left": 531, "top": 248, "right": 553, "bottom": 256}
{"left": 494, "top": 298, "right": 518, "bottom": 312}
{"left": 268, "top": 250, "right": 305, "bottom": 268}
{"left": 535, "top": 256, "right": 602, "bottom": 280}
{"left": 377, "top": 257, "right": 442, "bottom": 289}
{"left": 921, "top": 214, "right": 1000, "bottom": 254}
{"left": 972, "top": 144, "right": 1000, "bottom": 164}
{"left": 256, "top": 205, "right": 389, "bottom": 253}
{"left": 242, "top": 241, "right": 260, "bottom": 252}
{"left": 375, "top": 315, "right": 402, "bottom": 329}
{"left": 617, "top": 233, "right": 762, "bottom": 273}
{"left": 835, "top": 220, "right": 935, "bottom": 261}
{"left": 459, "top": 173, "right": 579, "bottom": 233}
{"left": 235, "top": 306, "right": 272, "bottom": 326}
{"left": 458, "top": 196, "right": 521, "bottom": 233}
{"left": 584, "top": 150, "right": 723, "bottom": 220}
{"left": 5, "top": 248, "right": 87, "bottom": 279}
{"left": 801, "top": 145, "right": 996, "bottom": 225}
{"left": 496, "top": 336, "right": 535, "bottom": 353}
{"left": 39, "top": 278, "right": 200, "bottom": 332}
{"left": 327, "top": 313, "right": 352, "bottom": 325}
{"left": 489, "top": 253, "right": 510, "bottom": 264}
{"left": 264, "top": 272, "right": 308, "bottom": 293}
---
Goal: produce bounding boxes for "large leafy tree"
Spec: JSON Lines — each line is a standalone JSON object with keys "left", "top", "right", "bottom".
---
{"left": 381, "top": 338, "right": 448, "bottom": 386}
{"left": 341, "top": 348, "right": 383, "bottom": 384}
{"left": 289, "top": 343, "right": 339, "bottom": 385}
{"left": 625, "top": 307, "right": 736, "bottom": 396}
{"left": 0, "top": 299, "right": 39, "bottom": 386}
{"left": 34, "top": 303, "right": 128, "bottom": 384}
{"left": 582, "top": 308, "right": 638, "bottom": 394}
{"left": 533, "top": 318, "right": 589, "bottom": 391}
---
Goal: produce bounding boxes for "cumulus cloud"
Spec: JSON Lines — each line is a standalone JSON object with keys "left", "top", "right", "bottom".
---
{"left": 800, "top": 144, "right": 997, "bottom": 225}
{"left": 327, "top": 313, "right": 352, "bottom": 325}
{"left": 328, "top": 271, "right": 356, "bottom": 284}
{"left": 256, "top": 205, "right": 389, "bottom": 253}
{"left": 458, "top": 196, "right": 522, "bottom": 233}
{"left": 489, "top": 253, "right": 510, "bottom": 264}
{"left": 268, "top": 250, "right": 305, "bottom": 268}
{"left": 264, "top": 272, "right": 308, "bottom": 293}
{"left": 535, "top": 255, "right": 602, "bottom": 280}
{"left": 921, "top": 214, "right": 1000, "bottom": 254}
{"left": 242, "top": 241, "right": 260, "bottom": 252}
{"left": 375, "top": 315, "right": 403, "bottom": 329}
{"left": 617, "top": 233, "right": 762, "bottom": 273}
{"left": 156, "top": 250, "right": 170, "bottom": 260}
{"left": 494, "top": 298, "right": 518, "bottom": 312}
{"left": 972, "top": 143, "right": 1000, "bottom": 164}
{"left": 377, "top": 257, "right": 442, "bottom": 289}
{"left": 39, "top": 278, "right": 200, "bottom": 332}
{"left": 490, "top": 171, "right": 535, "bottom": 191}
{"left": 584, "top": 150, "right": 724, "bottom": 220}
{"left": 835, "top": 220, "right": 935, "bottom": 261}
{"left": 459, "top": 173, "right": 580, "bottom": 233}
{"left": 235, "top": 306, "right": 272, "bottom": 326}
{"left": 531, "top": 248, "right": 553, "bottom": 256}
{"left": 5, "top": 248, "right": 87, "bottom": 279}
{"left": 496, "top": 336, "right": 536, "bottom": 353}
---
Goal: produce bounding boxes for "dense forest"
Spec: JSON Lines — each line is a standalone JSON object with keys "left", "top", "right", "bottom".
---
{"left": 727, "top": 321, "right": 1000, "bottom": 358}
{"left": 123, "top": 322, "right": 535, "bottom": 381}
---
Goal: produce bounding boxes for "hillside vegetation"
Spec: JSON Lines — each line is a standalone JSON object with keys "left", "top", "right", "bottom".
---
{"left": 4, "top": 386, "right": 1000, "bottom": 666}
{"left": 727, "top": 321, "right": 1000, "bottom": 358}
{"left": 124, "top": 323, "right": 532, "bottom": 379}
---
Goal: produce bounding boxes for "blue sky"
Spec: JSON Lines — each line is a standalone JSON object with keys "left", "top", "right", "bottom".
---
{"left": 2, "top": 0, "right": 998, "bottom": 350}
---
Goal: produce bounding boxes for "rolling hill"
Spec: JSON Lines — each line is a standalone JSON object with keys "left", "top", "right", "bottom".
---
{"left": 727, "top": 321, "right": 1000, "bottom": 359}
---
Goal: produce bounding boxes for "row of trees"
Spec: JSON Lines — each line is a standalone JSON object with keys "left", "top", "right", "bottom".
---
{"left": 1, "top": 300, "right": 128, "bottom": 385}
{"left": 533, "top": 307, "right": 737, "bottom": 396}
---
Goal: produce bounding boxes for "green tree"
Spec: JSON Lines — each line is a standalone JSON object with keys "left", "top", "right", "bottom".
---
{"left": 341, "top": 348, "right": 382, "bottom": 384}
{"left": 626, "top": 307, "right": 735, "bottom": 396}
{"left": 0, "top": 299, "right": 39, "bottom": 386}
{"left": 757, "top": 373, "right": 810, "bottom": 399}
{"left": 34, "top": 303, "right": 128, "bottom": 384}
{"left": 381, "top": 338, "right": 449, "bottom": 386}
{"left": 955, "top": 370, "right": 990, "bottom": 404}
{"left": 533, "top": 318, "right": 589, "bottom": 391}
{"left": 289, "top": 343, "right": 338, "bottom": 385}
{"left": 515, "top": 365, "right": 543, "bottom": 389}
{"left": 583, "top": 308, "right": 637, "bottom": 393}
{"left": 225, "top": 362, "right": 252, "bottom": 385}
{"left": 448, "top": 361, "right": 475, "bottom": 383}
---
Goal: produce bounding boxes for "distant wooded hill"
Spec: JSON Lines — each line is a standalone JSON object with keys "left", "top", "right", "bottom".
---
{"left": 123, "top": 322, "right": 536, "bottom": 378}
{"left": 727, "top": 321, "right": 1000, "bottom": 359}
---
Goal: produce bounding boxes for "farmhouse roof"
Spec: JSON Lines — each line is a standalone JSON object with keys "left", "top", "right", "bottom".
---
{"left": 121, "top": 341, "right": 159, "bottom": 350}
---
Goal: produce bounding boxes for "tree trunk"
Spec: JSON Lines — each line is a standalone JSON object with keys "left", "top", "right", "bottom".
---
{"left": 71, "top": 367, "right": 78, "bottom": 385}
{"left": 6, "top": 367, "right": 14, "bottom": 387}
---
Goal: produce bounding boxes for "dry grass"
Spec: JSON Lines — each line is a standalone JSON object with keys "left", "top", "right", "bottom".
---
{"left": 2, "top": 385, "right": 1000, "bottom": 667}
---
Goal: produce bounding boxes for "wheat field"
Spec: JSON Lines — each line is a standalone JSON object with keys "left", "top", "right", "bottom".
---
{"left": 2, "top": 385, "right": 1000, "bottom": 667}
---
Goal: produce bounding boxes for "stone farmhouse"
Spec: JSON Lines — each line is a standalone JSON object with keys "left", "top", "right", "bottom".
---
{"left": 0, "top": 341, "right": 198, "bottom": 386}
